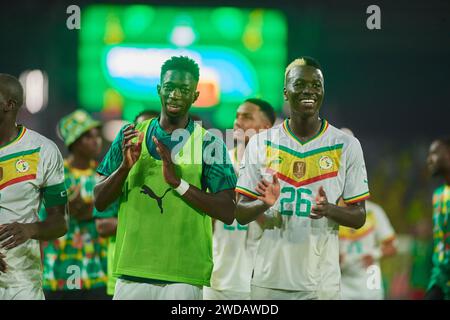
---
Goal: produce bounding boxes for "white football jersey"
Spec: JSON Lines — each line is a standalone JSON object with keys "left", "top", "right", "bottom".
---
{"left": 236, "top": 119, "right": 370, "bottom": 292}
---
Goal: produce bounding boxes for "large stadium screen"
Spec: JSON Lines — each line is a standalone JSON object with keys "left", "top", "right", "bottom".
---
{"left": 79, "top": 5, "right": 287, "bottom": 128}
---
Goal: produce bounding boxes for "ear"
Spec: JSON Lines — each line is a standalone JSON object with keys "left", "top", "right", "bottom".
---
{"left": 157, "top": 84, "right": 161, "bottom": 96}
{"left": 5, "top": 99, "right": 17, "bottom": 112}
{"left": 193, "top": 91, "right": 200, "bottom": 104}
{"left": 283, "top": 87, "right": 288, "bottom": 101}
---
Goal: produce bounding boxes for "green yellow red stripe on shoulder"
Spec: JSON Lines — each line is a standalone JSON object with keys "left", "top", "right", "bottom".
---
{"left": 343, "top": 191, "right": 370, "bottom": 204}
{"left": 283, "top": 119, "right": 329, "bottom": 146}
{"left": 235, "top": 186, "right": 260, "bottom": 200}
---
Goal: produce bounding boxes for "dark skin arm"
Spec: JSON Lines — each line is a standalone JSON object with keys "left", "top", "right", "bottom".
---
{"left": 153, "top": 137, "right": 235, "bottom": 225}
{"left": 235, "top": 175, "right": 280, "bottom": 225}
{"left": 95, "top": 217, "right": 118, "bottom": 238}
{"left": 310, "top": 186, "right": 366, "bottom": 229}
{"left": 94, "top": 125, "right": 143, "bottom": 212}
{"left": 0, "top": 204, "right": 68, "bottom": 253}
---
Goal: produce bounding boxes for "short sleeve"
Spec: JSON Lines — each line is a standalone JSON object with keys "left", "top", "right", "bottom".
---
{"left": 201, "top": 132, "right": 237, "bottom": 193}
{"left": 41, "top": 141, "right": 68, "bottom": 208}
{"left": 235, "top": 134, "right": 265, "bottom": 200}
{"left": 342, "top": 138, "right": 370, "bottom": 204}
{"left": 372, "top": 203, "right": 396, "bottom": 242}
{"left": 93, "top": 199, "right": 119, "bottom": 219}
{"left": 97, "top": 125, "right": 125, "bottom": 176}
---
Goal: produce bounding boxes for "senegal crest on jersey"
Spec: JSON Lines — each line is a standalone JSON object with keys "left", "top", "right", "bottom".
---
{"left": 0, "top": 147, "right": 40, "bottom": 190}
{"left": 265, "top": 140, "right": 342, "bottom": 188}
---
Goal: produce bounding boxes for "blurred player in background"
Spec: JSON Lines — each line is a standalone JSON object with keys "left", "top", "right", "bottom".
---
{"left": 0, "top": 74, "right": 67, "bottom": 300}
{"left": 338, "top": 128, "right": 397, "bottom": 300}
{"left": 203, "top": 98, "right": 275, "bottom": 300}
{"left": 94, "top": 56, "right": 236, "bottom": 300}
{"left": 94, "top": 109, "right": 158, "bottom": 297}
{"left": 235, "top": 57, "right": 370, "bottom": 300}
{"left": 425, "top": 137, "right": 450, "bottom": 300}
{"left": 40, "top": 110, "right": 109, "bottom": 300}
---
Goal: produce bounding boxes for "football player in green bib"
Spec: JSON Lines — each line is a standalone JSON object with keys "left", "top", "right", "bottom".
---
{"left": 94, "top": 56, "right": 237, "bottom": 300}
{"left": 426, "top": 137, "right": 450, "bottom": 300}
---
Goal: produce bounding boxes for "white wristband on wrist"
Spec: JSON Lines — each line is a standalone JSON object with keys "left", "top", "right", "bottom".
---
{"left": 174, "top": 179, "right": 190, "bottom": 196}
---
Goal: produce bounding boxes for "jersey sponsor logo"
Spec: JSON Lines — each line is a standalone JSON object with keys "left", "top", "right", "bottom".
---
{"left": 140, "top": 185, "right": 172, "bottom": 214}
{"left": 319, "top": 155, "right": 333, "bottom": 170}
{"left": 15, "top": 159, "right": 30, "bottom": 173}
{"left": 292, "top": 161, "right": 306, "bottom": 179}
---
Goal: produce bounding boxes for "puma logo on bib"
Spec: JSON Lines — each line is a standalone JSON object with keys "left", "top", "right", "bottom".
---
{"left": 140, "top": 185, "right": 172, "bottom": 214}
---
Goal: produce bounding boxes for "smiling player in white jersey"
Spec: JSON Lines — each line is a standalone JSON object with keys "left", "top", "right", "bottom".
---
{"left": 235, "top": 57, "right": 370, "bottom": 300}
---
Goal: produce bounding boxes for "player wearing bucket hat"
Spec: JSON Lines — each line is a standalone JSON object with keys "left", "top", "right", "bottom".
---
{"left": 39, "top": 109, "right": 109, "bottom": 300}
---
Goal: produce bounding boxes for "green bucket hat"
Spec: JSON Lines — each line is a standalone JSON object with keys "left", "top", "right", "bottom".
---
{"left": 58, "top": 110, "right": 101, "bottom": 147}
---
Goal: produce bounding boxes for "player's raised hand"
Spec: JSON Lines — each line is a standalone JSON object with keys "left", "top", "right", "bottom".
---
{"left": 121, "top": 125, "right": 143, "bottom": 170}
{"left": 255, "top": 174, "right": 280, "bottom": 207}
{"left": 310, "top": 186, "right": 330, "bottom": 219}
{"left": 153, "top": 136, "right": 180, "bottom": 188}
{"left": 0, "top": 252, "right": 7, "bottom": 273}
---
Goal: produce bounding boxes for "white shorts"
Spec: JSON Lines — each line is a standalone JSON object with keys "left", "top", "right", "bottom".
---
{"left": 113, "top": 279, "right": 202, "bottom": 300}
{"left": 203, "top": 287, "right": 250, "bottom": 300}
{"left": 251, "top": 285, "right": 320, "bottom": 300}
{"left": 0, "top": 285, "right": 45, "bottom": 300}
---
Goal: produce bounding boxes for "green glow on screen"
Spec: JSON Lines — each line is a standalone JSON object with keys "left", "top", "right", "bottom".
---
{"left": 79, "top": 5, "right": 287, "bottom": 128}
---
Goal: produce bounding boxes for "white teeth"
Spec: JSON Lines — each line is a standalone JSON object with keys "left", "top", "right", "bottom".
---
{"left": 301, "top": 99, "right": 315, "bottom": 103}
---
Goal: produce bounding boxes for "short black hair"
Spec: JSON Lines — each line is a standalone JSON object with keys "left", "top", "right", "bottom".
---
{"left": 160, "top": 56, "right": 200, "bottom": 82}
{"left": 285, "top": 56, "right": 322, "bottom": 79}
{"left": 245, "top": 98, "right": 276, "bottom": 125}
{"left": 134, "top": 109, "right": 159, "bottom": 124}
{"left": 0, "top": 73, "right": 24, "bottom": 108}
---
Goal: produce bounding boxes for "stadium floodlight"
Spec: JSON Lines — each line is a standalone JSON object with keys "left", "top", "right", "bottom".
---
{"left": 19, "top": 69, "right": 48, "bottom": 114}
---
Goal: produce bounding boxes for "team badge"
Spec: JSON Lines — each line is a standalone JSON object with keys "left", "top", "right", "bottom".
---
{"left": 319, "top": 156, "right": 333, "bottom": 170}
{"left": 293, "top": 161, "right": 306, "bottom": 179}
{"left": 15, "top": 159, "right": 30, "bottom": 173}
